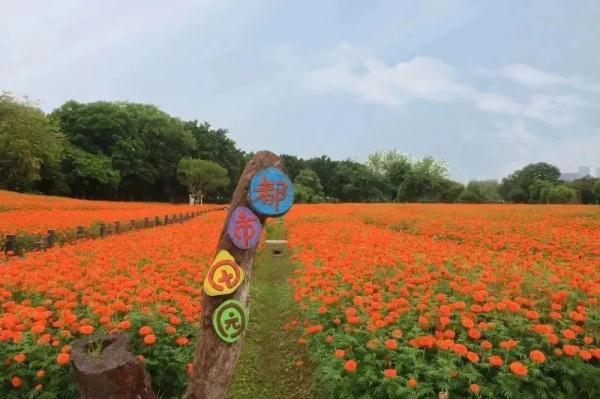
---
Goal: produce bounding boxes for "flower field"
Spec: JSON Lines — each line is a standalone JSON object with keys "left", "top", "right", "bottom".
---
{"left": 286, "top": 204, "right": 600, "bottom": 398}
{"left": 1, "top": 202, "right": 599, "bottom": 398}
{"left": 0, "top": 212, "right": 223, "bottom": 398}
{"left": 0, "top": 190, "right": 213, "bottom": 236}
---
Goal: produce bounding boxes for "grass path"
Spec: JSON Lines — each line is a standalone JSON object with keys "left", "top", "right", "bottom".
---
{"left": 227, "top": 221, "right": 314, "bottom": 399}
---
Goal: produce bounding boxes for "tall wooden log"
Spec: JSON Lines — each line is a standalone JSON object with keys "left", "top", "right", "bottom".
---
{"left": 184, "top": 151, "right": 286, "bottom": 399}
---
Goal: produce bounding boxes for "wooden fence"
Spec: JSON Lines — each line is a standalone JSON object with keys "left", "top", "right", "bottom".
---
{"left": 2, "top": 206, "right": 228, "bottom": 258}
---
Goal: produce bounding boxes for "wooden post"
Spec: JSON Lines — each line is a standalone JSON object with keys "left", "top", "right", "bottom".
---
{"left": 47, "top": 229, "right": 56, "bottom": 248}
{"left": 155, "top": 216, "right": 160, "bottom": 227}
{"left": 164, "top": 215, "right": 169, "bottom": 225}
{"left": 5, "top": 234, "right": 16, "bottom": 255}
{"left": 144, "top": 217, "right": 149, "bottom": 228}
{"left": 130, "top": 220, "right": 136, "bottom": 231}
{"left": 71, "top": 334, "right": 155, "bottom": 398}
{"left": 185, "top": 151, "right": 293, "bottom": 399}
{"left": 77, "top": 226, "right": 85, "bottom": 239}
{"left": 99, "top": 224, "right": 105, "bottom": 238}
{"left": 115, "top": 222, "right": 121, "bottom": 234}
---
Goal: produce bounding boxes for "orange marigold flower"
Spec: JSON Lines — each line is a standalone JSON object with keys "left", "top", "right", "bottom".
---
{"left": 468, "top": 328, "right": 481, "bottom": 340}
{"left": 500, "top": 339, "right": 517, "bottom": 350}
{"left": 56, "top": 352, "right": 70, "bottom": 365}
{"left": 36, "top": 369, "right": 45, "bottom": 379}
{"left": 529, "top": 350, "right": 546, "bottom": 363}
{"left": 35, "top": 384, "right": 43, "bottom": 391}
{"left": 509, "top": 361, "right": 528, "bottom": 377}
{"left": 383, "top": 368, "right": 397, "bottom": 378}
{"left": 165, "top": 324, "right": 176, "bottom": 334}
{"left": 480, "top": 340, "right": 492, "bottom": 350}
{"left": 344, "top": 359, "right": 357, "bottom": 372}
{"left": 144, "top": 334, "right": 157, "bottom": 345}
{"left": 116, "top": 320, "right": 131, "bottom": 330}
{"left": 335, "top": 349, "right": 345, "bottom": 359}
{"left": 407, "top": 377, "right": 417, "bottom": 388}
{"left": 469, "top": 384, "right": 480, "bottom": 393}
{"left": 392, "top": 328, "right": 403, "bottom": 338}
{"left": 307, "top": 324, "right": 323, "bottom": 334}
{"left": 367, "top": 339, "right": 378, "bottom": 349}
{"left": 139, "top": 325, "right": 153, "bottom": 336}
{"left": 385, "top": 339, "right": 398, "bottom": 350}
{"left": 563, "top": 344, "right": 579, "bottom": 356}
{"left": 326, "top": 335, "right": 334, "bottom": 344}
{"left": 79, "top": 325, "right": 94, "bottom": 335}
{"left": 562, "top": 329, "right": 576, "bottom": 340}
{"left": 488, "top": 355, "right": 503, "bottom": 367}
{"left": 466, "top": 351, "right": 480, "bottom": 363}
{"left": 14, "top": 353, "right": 26, "bottom": 363}
{"left": 176, "top": 336, "right": 190, "bottom": 346}
{"left": 11, "top": 376, "right": 21, "bottom": 388}
{"left": 579, "top": 350, "right": 592, "bottom": 361}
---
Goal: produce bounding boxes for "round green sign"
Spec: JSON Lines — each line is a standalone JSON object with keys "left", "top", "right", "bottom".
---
{"left": 212, "top": 299, "right": 248, "bottom": 343}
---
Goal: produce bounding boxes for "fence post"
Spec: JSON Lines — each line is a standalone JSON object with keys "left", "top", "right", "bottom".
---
{"left": 155, "top": 216, "right": 160, "bottom": 227}
{"left": 99, "top": 224, "right": 105, "bottom": 238}
{"left": 144, "top": 217, "right": 149, "bottom": 228}
{"left": 5, "top": 234, "right": 17, "bottom": 256}
{"left": 130, "top": 220, "right": 136, "bottom": 231}
{"left": 77, "top": 226, "right": 85, "bottom": 239}
{"left": 115, "top": 221, "right": 121, "bottom": 234}
{"left": 185, "top": 151, "right": 294, "bottom": 399}
{"left": 47, "top": 229, "right": 56, "bottom": 248}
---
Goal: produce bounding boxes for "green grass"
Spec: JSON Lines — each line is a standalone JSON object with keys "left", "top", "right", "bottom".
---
{"left": 227, "top": 220, "right": 315, "bottom": 399}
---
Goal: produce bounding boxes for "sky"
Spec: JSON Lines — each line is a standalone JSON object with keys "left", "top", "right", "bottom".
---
{"left": 2, "top": 0, "right": 599, "bottom": 181}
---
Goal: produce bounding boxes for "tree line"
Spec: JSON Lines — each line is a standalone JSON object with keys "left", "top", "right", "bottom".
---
{"left": 1, "top": 93, "right": 599, "bottom": 204}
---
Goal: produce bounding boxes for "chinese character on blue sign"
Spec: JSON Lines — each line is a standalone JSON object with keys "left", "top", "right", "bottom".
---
{"left": 248, "top": 167, "right": 294, "bottom": 216}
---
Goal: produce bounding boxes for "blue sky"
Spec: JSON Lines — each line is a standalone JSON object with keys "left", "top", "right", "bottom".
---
{"left": 2, "top": 0, "right": 599, "bottom": 181}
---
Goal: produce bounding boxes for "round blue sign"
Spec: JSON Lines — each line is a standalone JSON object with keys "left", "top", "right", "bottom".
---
{"left": 248, "top": 167, "right": 294, "bottom": 216}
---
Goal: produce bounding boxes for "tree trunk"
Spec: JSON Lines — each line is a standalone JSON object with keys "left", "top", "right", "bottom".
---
{"left": 71, "top": 334, "right": 155, "bottom": 399}
{"left": 184, "top": 151, "right": 285, "bottom": 399}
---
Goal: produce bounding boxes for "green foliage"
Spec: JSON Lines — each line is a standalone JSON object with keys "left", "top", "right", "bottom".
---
{"left": 593, "top": 180, "right": 600, "bottom": 204}
{"left": 459, "top": 180, "right": 502, "bottom": 203}
{"left": 176, "top": 158, "right": 230, "bottom": 204}
{"left": 294, "top": 169, "right": 325, "bottom": 203}
{"left": 0, "top": 93, "right": 64, "bottom": 192}
{"left": 547, "top": 184, "right": 577, "bottom": 204}
{"left": 331, "top": 161, "right": 385, "bottom": 202}
{"left": 396, "top": 157, "right": 449, "bottom": 202}
{"left": 499, "top": 163, "right": 561, "bottom": 203}
{"left": 567, "top": 176, "right": 599, "bottom": 204}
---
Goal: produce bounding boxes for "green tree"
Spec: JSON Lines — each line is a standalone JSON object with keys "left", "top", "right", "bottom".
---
{"left": 396, "top": 157, "right": 448, "bottom": 202}
{"left": 185, "top": 121, "right": 247, "bottom": 199}
{"left": 528, "top": 179, "right": 554, "bottom": 203}
{"left": 176, "top": 158, "right": 230, "bottom": 204}
{"left": 438, "top": 179, "right": 464, "bottom": 203}
{"left": 304, "top": 155, "right": 339, "bottom": 200}
{"left": 499, "top": 162, "right": 561, "bottom": 203}
{"left": 51, "top": 101, "right": 195, "bottom": 201}
{"left": 459, "top": 180, "right": 502, "bottom": 203}
{"left": 367, "top": 150, "right": 412, "bottom": 200}
{"left": 0, "top": 93, "right": 64, "bottom": 191}
{"left": 547, "top": 185, "right": 577, "bottom": 204}
{"left": 331, "top": 160, "right": 385, "bottom": 202}
{"left": 568, "top": 176, "right": 599, "bottom": 204}
{"left": 62, "top": 146, "right": 121, "bottom": 198}
{"left": 593, "top": 180, "right": 600, "bottom": 204}
{"left": 294, "top": 169, "right": 324, "bottom": 203}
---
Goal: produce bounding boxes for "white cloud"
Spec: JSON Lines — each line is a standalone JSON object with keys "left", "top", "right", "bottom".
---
{"left": 474, "top": 92, "right": 586, "bottom": 127}
{"left": 484, "top": 63, "right": 600, "bottom": 92}
{"left": 501, "top": 64, "right": 569, "bottom": 87}
{"left": 305, "top": 55, "right": 473, "bottom": 107}
{"left": 305, "top": 47, "right": 594, "bottom": 127}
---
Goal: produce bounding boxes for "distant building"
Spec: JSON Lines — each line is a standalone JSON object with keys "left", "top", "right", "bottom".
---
{"left": 578, "top": 166, "right": 591, "bottom": 178}
{"left": 560, "top": 172, "right": 579, "bottom": 182}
